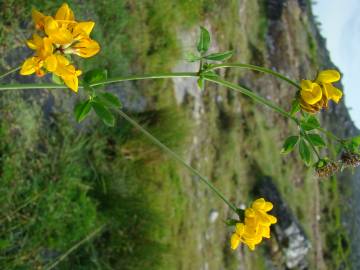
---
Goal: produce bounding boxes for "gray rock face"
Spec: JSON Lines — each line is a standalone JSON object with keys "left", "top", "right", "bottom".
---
{"left": 255, "top": 176, "right": 311, "bottom": 269}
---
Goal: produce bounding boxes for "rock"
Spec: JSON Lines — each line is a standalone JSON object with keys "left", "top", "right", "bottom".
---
{"left": 255, "top": 176, "right": 311, "bottom": 269}
{"left": 208, "top": 209, "right": 219, "bottom": 223}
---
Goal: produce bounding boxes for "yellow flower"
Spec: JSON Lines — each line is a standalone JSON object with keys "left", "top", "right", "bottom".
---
{"left": 53, "top": 55, "right": 82, "bottom": 92}
{"left": 21, "top": 3, "right": 101, "bottom": 92}
{"left": 20, "top": 57, "right": 45, "bottom": 77}
{"left": 20, "top": 35, "right": 56, "bottom": 76}
{"left": 317, "top": 70, "right": 342, "bottom": 103}
{"left": 230, "top": 198, "right": 277, "bottom": 251}
{"left": 299, "top": 70, "right": 342, "bottom": 113}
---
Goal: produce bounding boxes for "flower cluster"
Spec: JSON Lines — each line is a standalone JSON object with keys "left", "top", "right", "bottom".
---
{"left": 315, "top": 152, "right": 360, "bottom": 178}
{"left": 20, "top": 3, "right": 100, "bottom": 92}
{"left": 299, "top": 70, "right": 342, "bottom": 113}
{"left": 230, "top": 198, "right": 277, "bottom": 251}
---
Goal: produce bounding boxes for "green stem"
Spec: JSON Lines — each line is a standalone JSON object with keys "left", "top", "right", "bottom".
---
{"left": 317, "top": 127, "right": 343, "bottom": 143}
{"left": 204, "top": 76, "right": 297, "bottom": 122}
{"left": 0, "top": 72, "right": 198, "bottom": 90}
{"left": 0, "top": 66, "right": 21, "bottom": 80}
{"left": 44, "top": 224, "right": 105, "bottom": 270}
{"left": 118, "top": 110, "right": 238, "bottom": 213}
{"left": 302, "top": 131, "right": 321, "bottom": 160}
{"left": 209, "top": 63, "right": 301, "bottom": 89}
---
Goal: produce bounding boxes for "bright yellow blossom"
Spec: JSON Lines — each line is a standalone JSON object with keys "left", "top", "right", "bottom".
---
{"left": 299, "top": 70, "right": 342, "bottom": 113}
{"left": 20, "top": 35, "right": 56, "bottom": 76}
{"left": 230, "top": 198, "right": 277, "bottom": 251}
{"left": 20, "top": 3, "right": 100, "bottom": 92}
{"left": 53, "top": 55, "right": 82, "bottom": 92}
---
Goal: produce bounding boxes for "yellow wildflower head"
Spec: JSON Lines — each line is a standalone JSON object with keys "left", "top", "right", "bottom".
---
{"left": 230, "top": 198, "right": 277, "bottom": 251}
{"left": 20, "top": 3, "right": 100, "bottom": 92}
{"left": 299, "top": 70, "right": 342, "bottom": 113}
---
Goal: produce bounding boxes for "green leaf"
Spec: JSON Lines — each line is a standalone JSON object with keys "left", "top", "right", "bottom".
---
{"left": 290, "top": 99, "right": 300, "bottom": 116}
{"left": 197, "top": 77, "right": 204, "bottom": 90}
{"left": 299, "top": 139, "right": 311, "bottom": 166}
{"left": 301, "top": 116, "right": 320, "bottom": 131}
{"left": 225, "top": 219, "right": 239, "bottom": 226}
{"left": 91, "top": 101, "right": 115, "bottom": 127}
{"left": 83, "top": 69, "right": 108, "bottom": 85}
{"left": 307, "top": 133, "right": 326, "bottom": 147}
{"left": 185, "top": 52, "right": 202, "bottom": 62}
{"left": 74, "top": 100, "right": 92, "bottom": 123}
{"left": 97, "top": 93, "right": 122, "bottom": 108}
{"left": 52, "top": 73, "right": 63, "bottom": 85}
{"left": 351, "top": 135, "right": 360, "bottom": 146}
{"left": 201, "top": 70, "right": 218, "bottom": 78}
{"left": 281, "top": 135, "right": 299, "bottom": 154}
{"left": 204, "top": 51, "right": 233, "bottom": 61}
{"left": 197, "top": 26, "right": 211, "bottom": 54}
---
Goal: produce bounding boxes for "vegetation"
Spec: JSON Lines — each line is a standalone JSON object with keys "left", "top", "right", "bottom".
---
{"left": 0, "top": 0, "right": 352, "bottom": 269}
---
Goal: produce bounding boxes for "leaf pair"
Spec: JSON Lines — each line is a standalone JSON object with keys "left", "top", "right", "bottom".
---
{"left": 74, "top": 92, "right": 122, "bottom": 126}
{"left": 189, "top": 27, "right": 233, "bottom": 62}
{"left": 281, "top": 119, "right": 326, "bottom": 166}
{"left": 300, "top": 115, "right": 320, "bottom": 131}
{"left": 281, "top": 136, "right": 313, "bottom": 166}
{"left": 74, "top": 68, "right": 122, "bottom": 126}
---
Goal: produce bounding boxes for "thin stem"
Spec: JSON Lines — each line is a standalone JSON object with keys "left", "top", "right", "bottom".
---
{"left": 317, "top": 127, "right": 343, "bottom": 143}
{"left": 0, "top": 72, "right": 198, "bottom": 91}
{"left": 204, "top": 76, "right": 297, "bottom": 122}
{"left": 302, "top": 131, "right": 321, "bottom": 160}
{"left": 209, "top": 63, "right": 301, "bottom": 89}
{"left": 91, "top": 72, "right": 198, "bottom": 87}
{"left": 44, "top": 225, "right": 105, "bottom": 270}
{"left": 0, "top": 66, "right": 21, "bottom": 80}
{"left": 118, "top": 110, "right": 238, "bottom": 213}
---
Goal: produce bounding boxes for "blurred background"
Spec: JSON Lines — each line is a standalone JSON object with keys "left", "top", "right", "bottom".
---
{"left": 0, "top": 0, "right": 358, "bottom": 269}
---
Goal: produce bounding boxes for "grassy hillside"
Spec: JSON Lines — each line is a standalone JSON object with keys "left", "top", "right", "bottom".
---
{"left": 0, "top": 0, "right": 350, "bottom": 269}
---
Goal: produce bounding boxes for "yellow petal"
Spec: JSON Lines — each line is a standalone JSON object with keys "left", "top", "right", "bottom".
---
{"left": 42, "top": 37, "right": 54, "bottom": 56}
{"left": 73, "top": 21, "right": 95, "bottom": 38}
{"left": 260, "top": 225, "right": 270, "bottom": 238}
{"left": 317, "top": 70, "right": 340, "bottom": 83}
{"left": 230, "top": 233, "right": 241, "bottom": 250}
{"left": 51, "top": 29, "right": 73, "bottom": 45}
{"left": 44, "top": 55, "right": 58, "bottom": 72}
{"left": 56, "top": 54, "right": 70, "bottom": 66}
{"left": 252, "top": 198, "right": 265, "bottom": 210}
{"left": 235, "top": 223, "right": 245, "bottom": 235}
{"left": 20, "top": 57, "right": 37, "bottom": 75}
{"left": 32, "top": 8, "right": 45, "bottom": 29}
{"left": 44, "top": 16, "right": 59, "bottom": 35}
{"left": 26, "top": 34, "right": 42, "bottom": 50}
{"left": 45, "top": 16, "right": 73, "bottom": 45}
{"left": 55, "top": 3, "right": 75, "bottom": 21}
{"left": 323, "top": 83, "right": 343, "bottom": 103}
{"left": 245, "top": 208, "right": 256, "bottom": 218}
{"left": 72, "top": 38, "right": 100, "bottom": 58}
{"left": 263, "top": 202, "right": 273, "bottom": 212}
{"left": 300, "top": 83, "right": 322, "bottom": 105}
{"left": 300, "top": 79, "right": 313, "bottom": 91}
{"left": 267, "top": 214, "right": 277, "bottom": 224}
{"left": 246, "top": 243, "right": 255, "bottom": 251}
{"left": 62, "top": 73, "right": 79, "bottom": 92}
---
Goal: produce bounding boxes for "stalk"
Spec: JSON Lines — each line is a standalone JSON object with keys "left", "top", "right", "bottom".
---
{"left": 204, "top": 76, "right": 297, "bottom": 122}
{"left": 0, "top": 66, "right": 21, "bottom": 80}
{"left": 0, "top": 72, "right": 198, "bottom": 91}
{"left": 118, "top": 110, "right": 238, "bottom": 213}
{"left": 209, "top": 63, "right": 301, "bottom": 89}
